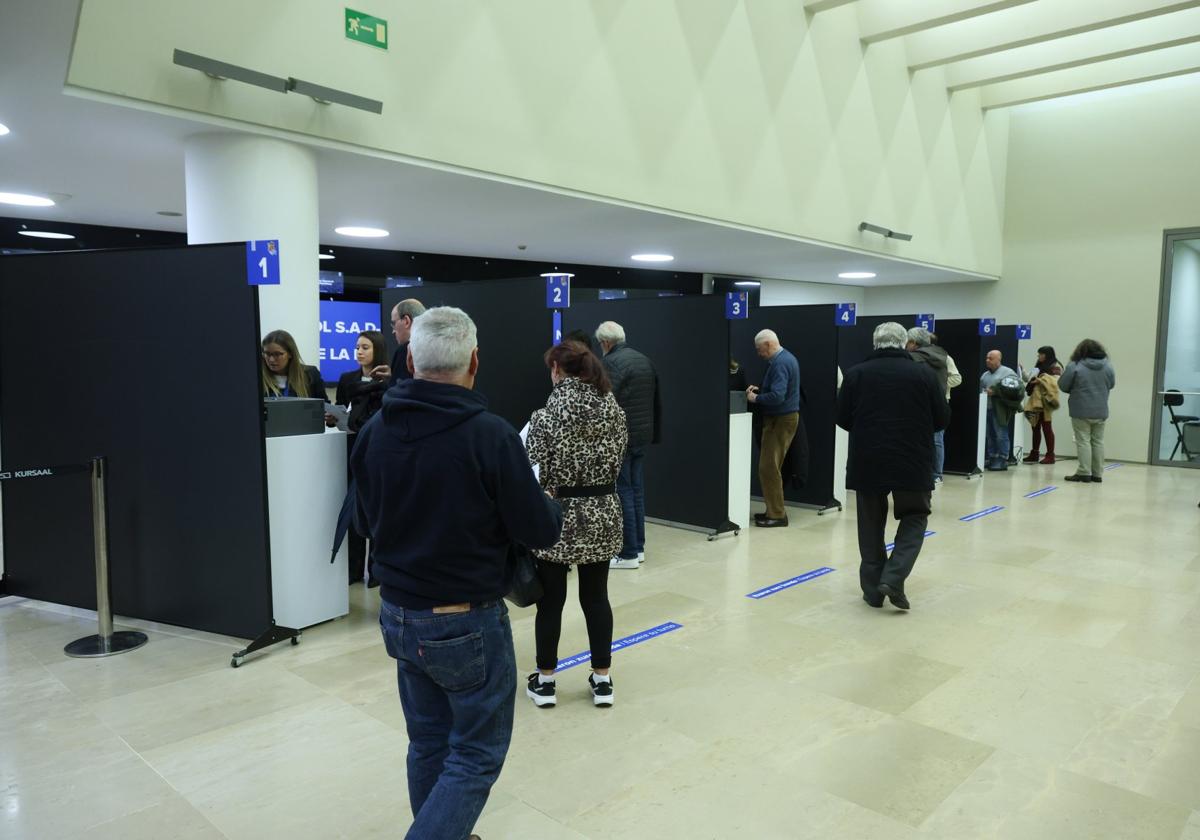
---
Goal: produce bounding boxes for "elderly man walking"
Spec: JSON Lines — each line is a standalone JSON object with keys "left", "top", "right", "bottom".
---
{"left": 837, "top": 322, "right": 949, "bottom": 610}
{"left": 747, "top": 329, "right": 801, "bottom": 528}
{"left": 351, "top": 306, "right": 563, "bottom": 839}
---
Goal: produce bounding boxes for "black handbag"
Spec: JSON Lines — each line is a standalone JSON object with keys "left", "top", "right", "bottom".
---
{"left": 505, "top": 544, "right": 543, "bottom": 608}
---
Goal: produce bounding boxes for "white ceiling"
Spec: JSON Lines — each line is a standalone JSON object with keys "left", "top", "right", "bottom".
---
{"left": 3, "top": 0, "right": 1199, "bottom": 286}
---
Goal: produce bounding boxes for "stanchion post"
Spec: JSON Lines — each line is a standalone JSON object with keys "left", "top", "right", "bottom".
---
{"left": 64, "top": 457, "right": 149, "bottom": 658}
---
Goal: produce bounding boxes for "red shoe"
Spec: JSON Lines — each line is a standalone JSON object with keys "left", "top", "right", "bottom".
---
{"left": 1022, "top": 453, "right": 1040, "bottom": 464}
{"left": 1040, "top": 455, "right": 1055, "bottom": 464}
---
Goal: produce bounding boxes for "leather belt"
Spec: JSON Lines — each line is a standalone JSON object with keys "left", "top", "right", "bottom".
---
{"left": 556, "top": 483, "right": 616, "bottom": 498}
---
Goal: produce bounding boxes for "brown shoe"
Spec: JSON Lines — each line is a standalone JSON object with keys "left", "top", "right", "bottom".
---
{"left": 1040, "top": 455, "right": 1055, "bottom": 464}
{"left": 1022, "top": 453, "right": 1040, "bottom": 464}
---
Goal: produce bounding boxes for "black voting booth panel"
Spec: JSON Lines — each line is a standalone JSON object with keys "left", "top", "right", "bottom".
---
{"left": 563, "top": 297, "right": 730, "bottom": 531}
{"left": 0, "top": 245, "right": 272, "bottom": 638}
{"left": 930, "top": 320, "right": 1020, "bottom": 474}
{"left": 382, "top": 278, "right": 599, "bottom": 431}
{"left": 729, "top": 305, "right": 839, "bottom": 508}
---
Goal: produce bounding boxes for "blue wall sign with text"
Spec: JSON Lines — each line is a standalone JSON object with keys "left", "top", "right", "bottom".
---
{"left": 318, "top": 300, "right": 381, "bottom": 383}
{"left": 978, "top": 318, "right": 996, "bottom": 337}
{"left": 726, "top": 291, "right": 749, "bottom": 320}
{"left": 599, "top": 289, "right": 628, "bottom": 301}
{"left": 916, "top": 313, "right": 936, "bottom": 332}
{"left": 835, "top": 303, "right": 857, "bottom": 326}
{"left": 246, "top": 240, "right": 280, "bottom": 286}
{"left": 1017, "top": 324, "right": 1032, "bottom": 340}
{"left": 552, "top": 311, "right": 563, "bottom": 346}
{"left": 545, "top": 275, "right": 571, "bottom": 309}
{"left": 386, "top": 275, "right": 423, "bottom": 288}
{"left": 318, "top": 270, "right": 344, "bottom": 294}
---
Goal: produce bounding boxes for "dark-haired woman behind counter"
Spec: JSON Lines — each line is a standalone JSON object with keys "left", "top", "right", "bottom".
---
{"left": 328, "top": 330, "right": 389, "bottom": 585}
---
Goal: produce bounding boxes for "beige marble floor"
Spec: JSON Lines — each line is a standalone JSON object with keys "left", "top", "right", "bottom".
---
{"left": 3, "top": 462, "right": 1199, "bottom": 839}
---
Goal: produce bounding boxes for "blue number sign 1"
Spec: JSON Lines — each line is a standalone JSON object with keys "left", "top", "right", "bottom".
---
{"left": 246, "top": 240, "right": 280, "bottom": 286}
{"left": 835, "top": 303, "right": 856, "bottom": 326}
{"left": 725, "top": 292, "right": 749, "bottom": 320}
{"left": 978, "top": 318, "right": 996, "bottom": 337}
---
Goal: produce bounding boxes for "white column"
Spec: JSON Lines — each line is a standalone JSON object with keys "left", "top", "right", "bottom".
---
{"left": 184, "top": 134, "right": 320, "bottom": 363}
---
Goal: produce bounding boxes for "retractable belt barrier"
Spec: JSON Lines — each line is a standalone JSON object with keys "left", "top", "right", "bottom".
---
{"left": 0, "top": 457, "right": 149, "bottom": 658}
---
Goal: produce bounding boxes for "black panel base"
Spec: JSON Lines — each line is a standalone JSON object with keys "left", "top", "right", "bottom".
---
{"left": 231, "top": 623, "right": 300, "bottom": 668}
{"left": 707, "top": 520, "right": 741, "bottom": 541}
{"left": 817, "top": 498, "right": 843, "bottom": 516}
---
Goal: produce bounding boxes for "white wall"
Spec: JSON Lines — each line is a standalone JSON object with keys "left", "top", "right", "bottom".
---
{"left": 759, "top": 279, "right": 866, "bottom": 308}
{"left": 864, "top": 78, "right": 1200, "bottom": 463}
{"left": 67, "top": 0, "right": 1008, "bottom": 278}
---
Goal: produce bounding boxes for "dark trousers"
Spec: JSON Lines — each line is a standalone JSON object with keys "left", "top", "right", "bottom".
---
{"left": 855, "top": 490, "right": 932, "bottom": 597}
{"left": 616, "top": 445, "right": 646, "bottom": 559}
{"left": 378, "top": 599, "right": 515, "bottom": 840}
{"left": 535, "top": 561, "right": 613, "bottom": 671}
{"left": 348, "top": 530, "right": 371, "bottom": 584}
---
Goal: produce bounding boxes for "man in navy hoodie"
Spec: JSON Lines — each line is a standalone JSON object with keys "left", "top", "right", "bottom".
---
{"left": 351, "top": 306, "right": 563, "bottom": 840}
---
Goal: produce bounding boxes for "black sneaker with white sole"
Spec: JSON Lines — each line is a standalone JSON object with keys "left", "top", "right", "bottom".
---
{"left": 526, "top": 673, "right": 556, "bottom": 708}
{"left": 589, "top": 674, "right": 614, "bottom": 707}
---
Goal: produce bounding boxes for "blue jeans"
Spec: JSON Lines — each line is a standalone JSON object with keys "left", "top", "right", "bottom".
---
{"left": 933, "top": 429, "right": 945, "bottom": 481}
{"left": 378, "top": 599, "right": 516, "bottom": 840}
{"left": 985, "top": 406, "right": 1009, "bottom": 466}
{"left": 616, "top": 446, "right": 646, "bottom": 559}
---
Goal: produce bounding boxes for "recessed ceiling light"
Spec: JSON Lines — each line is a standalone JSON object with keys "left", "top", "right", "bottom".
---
{"left": 0, "top": 191, "right": 55, "bottom": 207}
{"left": 157, "top": 210, "right": 183, "bottom": 217}
{"left": 18, "top": 230, "right": 74, "bottom": 240}
{"left": 0, "top": 123, "right": 10, "bottom": 137}
{"left": 631, "top": 253, "right": 674, "bottom": 263}
{"left": 318, "top": 253, "right": 336, "bottom": 260}
{"left": 838, "top": 272, "right": 876, "bottom": 280}
{"left": 734, "top": 281, "right": 761, "bottom": 287}
{"left": 335, "top": 226, "right": 388, "bottom": 238}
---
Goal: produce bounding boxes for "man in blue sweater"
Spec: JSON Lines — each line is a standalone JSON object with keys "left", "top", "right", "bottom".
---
{"left": 747, "top": 329, "right": 802, "bottom": 527}
{"left": 351, "top": 306, "right": 563, "bottom": 840}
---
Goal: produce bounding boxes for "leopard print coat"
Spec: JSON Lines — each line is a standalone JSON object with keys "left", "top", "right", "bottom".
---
{"left": 526, "top": 377, "right": 628, "bottom": 566}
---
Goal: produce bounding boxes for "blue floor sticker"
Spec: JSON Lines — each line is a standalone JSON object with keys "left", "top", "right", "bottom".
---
{"left": 1104, "top": 463, "right": 1123, "bottom": 471}
{"left": 1024, "top": 486, "right": 1058, "bottom": 498}
{"left": 555, "top": 621, "right": 683, "bottom": 671}
{"left": 886, "top": 531, "right": 936, "bottom": 551}
{"left": 747, "top": 567, "right": 836, "bottom": 600}
{"left": 960, "top": 505, "right": 1004, "bottom": 522}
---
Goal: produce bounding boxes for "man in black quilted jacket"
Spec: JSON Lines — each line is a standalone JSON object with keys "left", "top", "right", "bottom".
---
{"left": 596, "top": 321, "right": 662, "bottom": 570}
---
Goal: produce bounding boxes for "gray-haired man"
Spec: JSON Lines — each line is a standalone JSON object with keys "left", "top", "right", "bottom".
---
{"left": 370, "top": 298, "right": 426, "bottom": 387}
{"left": 837, "top": 323, "right": 949, "bottom": 610}
{"left": 352, "top": 306, "right": 563, "bottom": 838}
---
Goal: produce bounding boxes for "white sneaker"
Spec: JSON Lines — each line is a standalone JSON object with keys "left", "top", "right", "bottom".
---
{"left": 610, "top": 556, "right": 640, "bottom": 570}
{"left": 637, "top": 552, "right": 645, "bottom": 564}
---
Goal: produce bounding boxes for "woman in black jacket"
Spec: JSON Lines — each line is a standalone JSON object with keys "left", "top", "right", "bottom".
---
{"left": 330, "top": 330, "right": 388, "bottom": 585}
{"left": 261, "top": 329, "right": 324, "bottom": 399}
{"left": 333, "top": 330, "right": 389, "bottom": 433}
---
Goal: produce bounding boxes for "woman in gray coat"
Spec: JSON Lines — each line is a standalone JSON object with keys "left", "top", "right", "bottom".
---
{"left": 1059, "top": 338, "right": 1116, "bottom": 483}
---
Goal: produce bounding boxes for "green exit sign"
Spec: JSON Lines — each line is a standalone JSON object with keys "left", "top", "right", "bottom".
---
{"left": 345, "top": 8, "right": 388, "bottom": 49}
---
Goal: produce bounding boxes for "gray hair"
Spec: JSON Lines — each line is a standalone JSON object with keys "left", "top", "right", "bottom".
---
{"left": 393, "top": 298, "right": 426, "bottom": 321}
{"left": 907, "top": 327, "right": 932, "bottom": 347}
{"left": 754, "top": 329, "right": 779, "bottom": 346}
{"left": 409, "top": 306, "right": 477, "bottom": 375}
{"left": 595, "top": 321, "right": 626, "bottom": 345}
{"left": 873, "top": 322, "right": 908, "bottom": 350}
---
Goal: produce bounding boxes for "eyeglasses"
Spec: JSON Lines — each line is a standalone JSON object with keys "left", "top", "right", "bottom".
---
{"left": 262, "top": 351, "right": 288, "bottom": 360}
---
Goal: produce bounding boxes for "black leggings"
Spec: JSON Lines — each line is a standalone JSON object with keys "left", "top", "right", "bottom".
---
{"left": 535, "top": 561, "right": 613, "bottom": 672}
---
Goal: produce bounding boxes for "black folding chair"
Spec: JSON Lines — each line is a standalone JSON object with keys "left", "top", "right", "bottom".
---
{"left": 1164, "top": 390, "right": 1199, "bottom": 460}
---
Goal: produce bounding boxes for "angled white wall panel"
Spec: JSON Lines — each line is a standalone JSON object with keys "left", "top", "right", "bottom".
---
{"left": 857, "top": 0, "right": 1036, "bottom": 44}
{"left": 907, "top": 0, "right": 1200, "bottom": 70}
{"left": 805, "top": 0, "right": 858, "bottom": 12}
{"left": 979, "top": 40, "right": 1200, "bottom": 108}
{"left": 945, "top": 9, "right": 1200, "bottom": 90}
